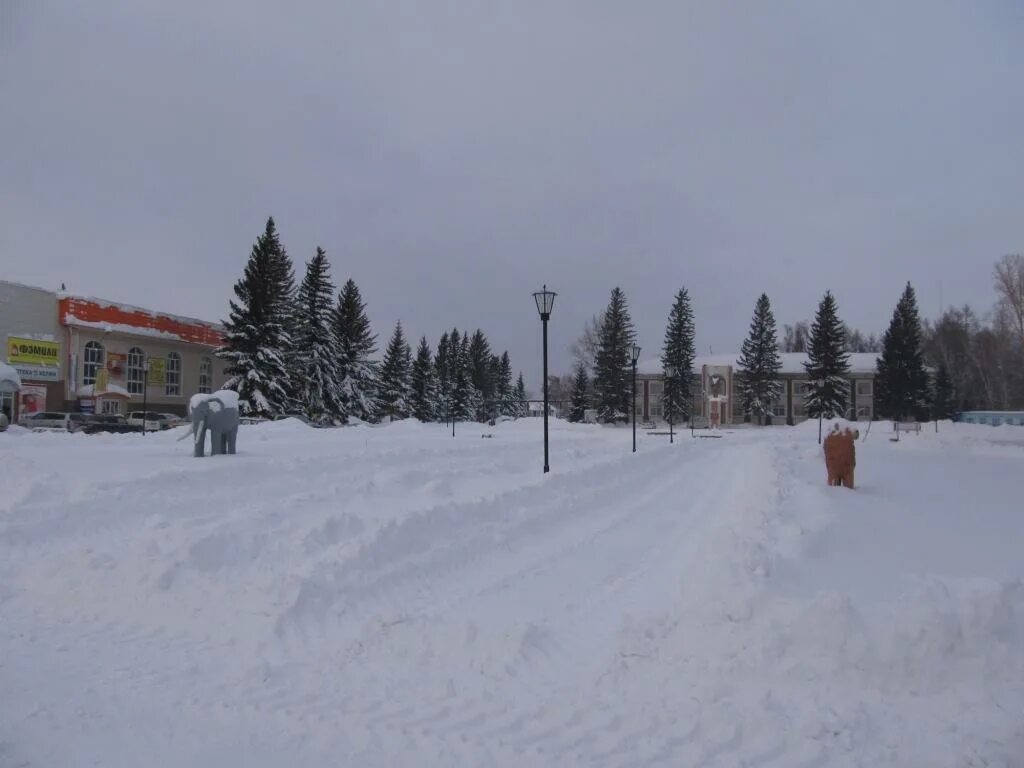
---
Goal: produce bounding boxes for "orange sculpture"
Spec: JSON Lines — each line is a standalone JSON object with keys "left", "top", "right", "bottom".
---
{"left": 823, "top": 424, "right": 859, "bottom": 489}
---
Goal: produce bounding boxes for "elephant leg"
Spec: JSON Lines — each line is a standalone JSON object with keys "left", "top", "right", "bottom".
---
{"left": 210, "top": 429, "right": 223, "bottom": 455}
{"left": 226, "top": 429, "right": 237, "bottom": 455}
{"left": 194, "top": 425, "right": 207, "bottom": 457}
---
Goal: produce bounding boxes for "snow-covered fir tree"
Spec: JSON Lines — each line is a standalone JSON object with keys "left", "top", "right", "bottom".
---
{"left": 568, "top": 360, "right": 590, "bottom": 422}
{"left": 593, "top": 287, "right": 636, "bottom": 422}
{"left": 333, "top": 279, "right": 378, "bottom": 422}
{"left": 467, "top": 330, "right": 494, "bottom": 421}
{"left": 931, "top": 363, "right": 956, "bottom": 420}
{"left": 514, "top": 372, "right": 528, "bottom": 417}
{"left": 433, "top": 332, "right": 451, "bottom": 420}
{"left": 448, "top": 330, "right": 474, "bottom": 421}
{"left": 292, "top": 247, "right": 341, "bottom": 422}
{"left": 496, "top": 351, "right": 516, "bottom": 417}
{"left": 875, "top": 282, "right": 931, "bottom": 421}
{"left": 376, "top": 321, "right": 413, "bottom": 421}
{"left": 737, "top": 293, "right": 782, "bottom": 425}
{"left": 660, "top": 287, "right": 696, "bottom": 425}
{"left": 804, "top": 291, "right": 850, "bottom": 418}
{"left": 217, "top": 217, "right": 294, "bottom": 417}
{"left": 410, "top": 336, "right": 439, "bottom": 422}
{"left": 459, "top": 332, "right": 482, "bottom": 421}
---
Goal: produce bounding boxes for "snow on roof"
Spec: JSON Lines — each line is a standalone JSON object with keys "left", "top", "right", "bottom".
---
{"left": 59, "top": 293, "right": 222, "bottom": 330}
{"left": 637, "top": 352, "right": 880, "bottom": 376}
{"left": 60, "top": 295, "right": 224, "bottom": 347}
{"left": 64, "top": 319, "right": 188, "bottom": 341}
{"left": 0, "top": 362, "right": 23, "bottom": 390}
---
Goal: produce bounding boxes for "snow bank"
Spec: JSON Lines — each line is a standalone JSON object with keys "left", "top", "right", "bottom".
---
{"left": 1, "top": 419, "right": 1020, "bottom": 765}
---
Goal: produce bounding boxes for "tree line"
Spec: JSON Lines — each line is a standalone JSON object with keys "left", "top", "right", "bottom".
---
{"left": 565, "top": 253, "right": 1024, "bottom": 424}
{"left": 216, "top": 218, "right": 528, "bottom": 422}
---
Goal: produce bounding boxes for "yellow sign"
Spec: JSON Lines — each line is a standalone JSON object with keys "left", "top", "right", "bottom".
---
{"left": 148, "top": 358, "right": 166, "bottom": 385}
{"left": 8, "top": 336, "right": 59, "bottom": 367}
{"left": 94, "top": 368, "right": 109, "bottom": 394}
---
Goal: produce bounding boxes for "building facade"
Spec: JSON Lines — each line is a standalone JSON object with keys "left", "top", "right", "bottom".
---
{"left": 634, "top": 353, "right": 880, "bottom": 426}
{"left": 1, "top": 280, "right": 228, "bottom": 421}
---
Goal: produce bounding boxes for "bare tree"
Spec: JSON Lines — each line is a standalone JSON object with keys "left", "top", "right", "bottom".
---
{"left": 782, "top": 321, "right": 810, "bottom": 353}
{"left": 569, "top": 312, "right": 605, "bottom": 371}
{"left": 994, "top": 254, "right": 1024, "bottom": 347}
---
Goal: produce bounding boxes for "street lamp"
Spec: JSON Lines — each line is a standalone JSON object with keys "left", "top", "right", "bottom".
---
{"left": 630, "top": 344, "right": 641, "bottom": 453}
{"left": 813, "top": 378, "right": 825, "bottom": 444}
{"left": 533, "top": 285, "right": 557, "bottom": 473}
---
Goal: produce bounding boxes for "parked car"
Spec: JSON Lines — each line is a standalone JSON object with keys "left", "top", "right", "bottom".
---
{"left": 67, "top": 413, "right": 90, "bottom": 432}
{"left": 126, "top": 411, "right": 166, "bottom": 432}
{"left": 19, "top": 411, "right": 75, "bottom": 430}
{"left": 81, "top": 415, "right": 138, "bottom": 434}
{"left": 159, "top": 412, "right": 189, "bottom": 429}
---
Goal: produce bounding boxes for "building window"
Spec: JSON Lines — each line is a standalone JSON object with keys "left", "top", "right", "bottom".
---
{"left": 651, "top": 404, "right": 663, "bottom": 418}
{"left": 856, "top": 380, "right": 873, "bottom": 397}
{"left": 199, "top": 356, "right": 212, "bottom": 394}
{"left": 127, "top": 347, "right": 146, "bottom": 395}
{"left": 166, "top": 352, "right": 181, "bottom": 396}
{"left": 83, "top": 341, "right": 104, "bottom": 386}
{"left": 648, "top": 381, "right": 663, "bottom": 395}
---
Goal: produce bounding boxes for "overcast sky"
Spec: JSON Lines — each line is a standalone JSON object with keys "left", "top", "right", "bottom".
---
{"left": 3, "top": 2, "right": 1022, "bottom": 387}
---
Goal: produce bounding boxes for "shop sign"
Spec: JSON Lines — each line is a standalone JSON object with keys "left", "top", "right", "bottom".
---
{"left": 148, "top": 358, "right": 166, "bottom": 385}
{"left": 7, "top": 336, "right": 60, "bottom": 367}
{"left": 19, "top": 385, "right": 47, "bottom": 416}
{"left": 13, "top": 363, "right": 60, "bottom": 382}
{"left": 94, "top": 368, "right": 110, "bottom": 394}
{"left": 79, "top": 398, "right": 96, "bottom": 414}
{"left": 107, "top": 353, "right": 126, "bottom": 378}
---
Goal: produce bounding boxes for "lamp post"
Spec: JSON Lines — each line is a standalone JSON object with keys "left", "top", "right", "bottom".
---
{"left": 813, "top": 378, "right": 825, "bottom": 444}
{"left": 533, "top": 285, "right": 557, "bottom": 474}
{"left": 141, "top": 359, "right": 151, "bottom": 434}
{"left": 630, "top": 344, "right": 641, "bottom": 453}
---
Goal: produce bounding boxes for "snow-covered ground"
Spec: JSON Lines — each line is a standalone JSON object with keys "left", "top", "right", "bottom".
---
{"left": 1, "top": 418, "right": 1022, "bottom": 766}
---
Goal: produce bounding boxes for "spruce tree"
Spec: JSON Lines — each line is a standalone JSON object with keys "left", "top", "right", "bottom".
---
{"left": 496, "top": 351, "right": 515, "bottom": 417}
{"left": 376, "top": 321, "right": 413, "bottom": 421}
{"left": 410, "top": 336, "right": 438, "bottom": 422}
{"left": 568, "top": 360, "right": 590, "bottom": 422}
{"left": 467, "top": 330, "right": 494, "bottom": 421}
{"left": 333, "top": 279, "right": 378, "bottom": 422}
{"left": 514, "top": 372, "right": 528, "bottom": 417}
{"left": 875, "top": 282, "right": 931, "bottom": 421}
{"left": 293, "top": 247, "right": 341, "bottom": 422}
{"left": 931, "top": 363, "right": 956, "bottom": 420}
{"left": 449, "top": 330, "right": 474, "bottom": 421}
{"left": 434, "top": 332, "right": 451, "bottom": 420}
{"left": 217, "top": 217, "right": 294, "bottom": 417}
{"left": 593, "top": 287, "right": 636, "bottom": 423}
{"left": 804, "top": 291, "right": 850, "bottom": 419}
{"left": 660, "top": 287, "right": 696, "bottom": 425}
{"left": 737, "top": 294, "right": 783, "bottom": 425}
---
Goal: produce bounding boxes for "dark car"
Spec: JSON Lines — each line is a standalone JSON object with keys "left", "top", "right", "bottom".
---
{"left": 81, "top": 415, "right": 139, "bottom": 434}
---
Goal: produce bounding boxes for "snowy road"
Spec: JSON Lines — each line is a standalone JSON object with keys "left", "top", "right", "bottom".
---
{"left": 2, "top": 420, "right": 1022, "bottom": 766}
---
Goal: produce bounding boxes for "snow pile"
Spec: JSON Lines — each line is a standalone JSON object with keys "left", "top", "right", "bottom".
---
{"left": 0, "top": 418, "right": 1021, "bottom": 765}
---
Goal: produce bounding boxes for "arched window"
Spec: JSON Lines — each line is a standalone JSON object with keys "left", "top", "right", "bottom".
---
{"left": 199, "top": 356, "right": 212, "bottom": 394}
{"left": 83, "top": 341, "right": 104, "bottom": 386}
{"left": 166, "top": 352, "right": 182, "bottom": 396}
{"left": 127, "top": 347, "right": 146, "bottom": 395}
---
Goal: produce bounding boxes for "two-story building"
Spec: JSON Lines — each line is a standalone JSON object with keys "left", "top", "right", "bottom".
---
{"left": 1, "top": 280, "right": 228, "bottom": 421}
{"left": 634, "top": 352, "right": 880, "bottom": 426}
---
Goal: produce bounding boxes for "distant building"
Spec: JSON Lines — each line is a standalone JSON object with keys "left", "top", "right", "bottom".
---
{"left": 1, "top": 280, "right": 227, "bottom": 421}
{"left": 957, "top": 411, "right": 1024, "bottom": 427}
{"left": 635, "top": 352, "right": 881, "bottom": 426}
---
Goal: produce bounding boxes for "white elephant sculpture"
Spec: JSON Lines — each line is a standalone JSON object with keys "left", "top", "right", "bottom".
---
{"left": 188, "top": 390, "right": 240, "bottom": 457}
